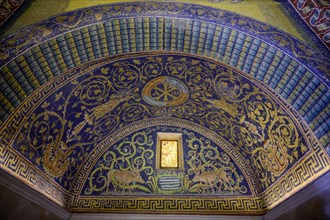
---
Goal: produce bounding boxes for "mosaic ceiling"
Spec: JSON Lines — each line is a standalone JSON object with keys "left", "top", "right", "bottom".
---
{"left": 288, "top": 0, "right": 330, "bottom": 49}
{"left": 0, "top": 2, "right": 329, "bottom": 215}
{"left": 0, "top": 0, "right": 25, "bottom": 27}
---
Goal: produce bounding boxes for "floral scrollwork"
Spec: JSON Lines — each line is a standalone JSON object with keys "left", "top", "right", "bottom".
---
{"left": 143, "top": 59, "right": 163, "bottom": 77}
{"left": 186, "top": 66, "right": 213, "bottom": 92}
{"left": 245, "top": 93, "right": 277, "bottom": 128}
{"left": 112, "top": 63, "right": 141, "bottom": 91}
{"left": 213, "top": 71, "right": 247, "bottom": 102}
{"left": 84, "top": 131, "right": 154, "bottom": 195}
{"left": 166, "top": 58, "right": 186, "bottom": 77}
{"left": 186, "top": 134, "right": 247, "bottom": 195}
{"left": 77, "top": 76, "right": 112, "bottom": 106}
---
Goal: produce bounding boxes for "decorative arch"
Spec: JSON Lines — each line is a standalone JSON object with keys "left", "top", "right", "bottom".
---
{"left": 0, "top": 2, "right": 329, "bottom": 215}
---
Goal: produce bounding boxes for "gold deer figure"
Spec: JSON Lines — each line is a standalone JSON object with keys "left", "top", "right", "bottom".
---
{"left": 192, "top": 170, "right": 219, "bottom": 194}
{"left": 106, "top": 162, "right": 144, "bottom": 193}
{"left": 218, "top": 168, "right": 234, "bottom": 192}
{"left": 191, "top": 161, "right": 235, "bottom": 194}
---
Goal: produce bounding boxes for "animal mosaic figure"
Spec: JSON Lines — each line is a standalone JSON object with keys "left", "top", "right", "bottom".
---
{"left": 192, "top": 162, "right": 234, "bottom": 194}
{"left": 218, "top": 168, "right": 234, "bottom": 192}
{"left": 205, "top": 98, "right": 238, "bottom": 117}
{"left": 90, "top": 93, "right": 128, "bottom": 120}
{"left": 192, "top": 170, "right": 219, "bottom": 194}
{"left": 106, "top": 163, "right": 144, "bottom": 193}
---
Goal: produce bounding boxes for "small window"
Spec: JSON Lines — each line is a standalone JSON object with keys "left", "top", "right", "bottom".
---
{"left": 160, "top": 140, "right": 178, "bottom": 168}
{"left": 156, "top": 133, "right": 183, "bottom": 170}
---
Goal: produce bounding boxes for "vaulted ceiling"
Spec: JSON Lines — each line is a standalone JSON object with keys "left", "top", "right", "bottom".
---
{"left": 0, "top": 1, "right": 329, "bottom": 216}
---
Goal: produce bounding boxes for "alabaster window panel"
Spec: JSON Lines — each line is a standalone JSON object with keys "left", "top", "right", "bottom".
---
{"left": 157, "top": 132, "right": 183, "bottom": 170}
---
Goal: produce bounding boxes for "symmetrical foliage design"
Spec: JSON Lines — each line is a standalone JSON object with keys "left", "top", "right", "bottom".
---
{"left": 82, "top": 126, "right": 249, "bottom": 196}
{"left": 12, "top": 54, "right": 310, "bottom": 192}
{"left": 0, "top": 2, "right": 329, "bottom": 213}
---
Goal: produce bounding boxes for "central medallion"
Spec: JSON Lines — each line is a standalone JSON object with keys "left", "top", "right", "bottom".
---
{"left": 142, "top": 76, "right": 189, "bottom": 106}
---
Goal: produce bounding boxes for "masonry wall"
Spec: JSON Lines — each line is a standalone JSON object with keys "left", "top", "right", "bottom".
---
{"left": 273, "top": 187, "right": 330, "bottom": 220}
{"left": 264, "top": 172, "right": 330, "bottom": 220}
{"left": 0, "top": 184, "right": 64, "bottom": 220}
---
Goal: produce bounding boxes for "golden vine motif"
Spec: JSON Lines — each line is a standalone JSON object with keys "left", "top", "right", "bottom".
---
{"left": 82, "top": 126, "right": 249, "bottom": 195}
{"left": 237, "top": 93, "right": 306, "bottom": 188}
{"left": 186, "top": 134, "right": 247, "bottom": 195}
{"left": 13, "top": 54, "right": 309, "bottom": 191}
{"left": 21, "top": 73, "right": 135, "bottom": 180}
{"left": 84, "top": 131, "right": 154, "bottom": 195}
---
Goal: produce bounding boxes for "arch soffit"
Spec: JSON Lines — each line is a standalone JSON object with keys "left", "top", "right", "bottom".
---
{"left": 0, "top": 2, "right": 329, "bottom": 214}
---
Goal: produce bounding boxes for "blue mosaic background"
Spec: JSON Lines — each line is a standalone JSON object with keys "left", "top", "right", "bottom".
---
{"left": 0, "top": 3, "right": 329, "bottom": 213}
{"left": 0, "top": 3, "right": 329, "bottom": 148}
{"left": 81, "top": 126, "right": 252, "bottom": 196}
{"left": 10, "top": 54, "right": 311, "bottom": 192}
